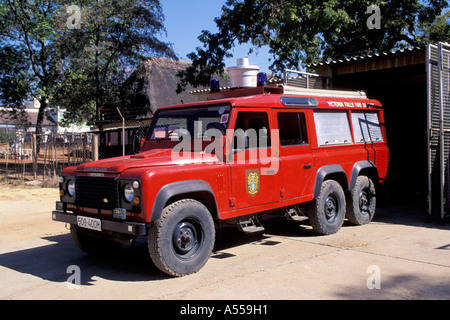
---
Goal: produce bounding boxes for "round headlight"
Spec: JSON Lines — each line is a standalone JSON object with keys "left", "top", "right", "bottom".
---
{"left": 123, "top": 184, "right": 134, "bottom": 203}
{"left": 67, "top": 180, "right": 75, "bottom": 197}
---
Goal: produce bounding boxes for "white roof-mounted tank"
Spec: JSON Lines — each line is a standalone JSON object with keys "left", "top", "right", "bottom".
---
{"left": 228, "top": 58, "right": 260, "bottom": 89}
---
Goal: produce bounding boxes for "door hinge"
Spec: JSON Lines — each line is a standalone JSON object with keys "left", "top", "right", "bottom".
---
{"left": 280, "top": 189, "right": 286, "bottom": 198}
{"left": 229, "top": 197, "right": 236, "bottom": 207}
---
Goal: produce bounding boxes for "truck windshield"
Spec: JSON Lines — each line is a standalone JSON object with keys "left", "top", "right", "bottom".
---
{"left": 147, "top": 105, "right": 231, "bottom": 141}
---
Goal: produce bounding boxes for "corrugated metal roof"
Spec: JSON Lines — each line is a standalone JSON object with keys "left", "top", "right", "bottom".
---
{"left": 310, "top": 46, "right": 425, "bottom": 68}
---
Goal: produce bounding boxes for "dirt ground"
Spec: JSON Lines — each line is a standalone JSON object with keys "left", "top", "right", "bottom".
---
{"left": 0, "top": 182, "right": 449, "bottom": 302}
{"left": 0, "top": 184, "right": 61, "bottom": 243}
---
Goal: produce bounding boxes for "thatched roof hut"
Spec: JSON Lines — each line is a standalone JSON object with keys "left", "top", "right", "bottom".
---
{"left": 101, "top": 57, "right": 228, "bottom": 123}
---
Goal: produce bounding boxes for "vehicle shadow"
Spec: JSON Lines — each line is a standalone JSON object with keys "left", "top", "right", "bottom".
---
{"left": 372, "top": 202, "right": 450, "bottom": 232}
{"left": 0, "top": 221, "right": 300, "bottom": 286}
{"left": 211, "top": 215, "right": 318, "bottom": 259}
{"left": 0, "top": 233, "right": 164, "bottom": 285}
{"left": 3, "top": 205, "right": 444, "bottom": 287}
{"left": 0, "top": 217, "right": 315, "bottom": 286}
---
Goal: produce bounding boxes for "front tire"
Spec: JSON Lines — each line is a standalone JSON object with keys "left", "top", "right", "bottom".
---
{"left": 148, "top": 199, "right": 215, "bottom": 277}
{"left": 308, "top": 180, "right": 346, "bottom": 235}
{"left": 70, "top": 224, "right": 123, "bottom": 254}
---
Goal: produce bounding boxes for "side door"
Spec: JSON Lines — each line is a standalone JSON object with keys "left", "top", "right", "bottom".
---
{"left": 276, "top": 110, "right": 315, "bottom": 200}
{"left": 228, "top": 109, "right": 281, "bottom": 210}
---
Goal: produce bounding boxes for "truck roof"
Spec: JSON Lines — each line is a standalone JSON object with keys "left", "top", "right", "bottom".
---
{"left": 158, "top": 86, "right": 382, "bottom": 112}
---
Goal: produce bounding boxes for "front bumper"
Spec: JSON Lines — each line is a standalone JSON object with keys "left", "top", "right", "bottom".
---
{"left": 52, "top": 211, "right": 148, "bottom": 236}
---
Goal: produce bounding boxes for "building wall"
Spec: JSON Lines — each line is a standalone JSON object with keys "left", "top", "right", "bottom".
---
{"left": 314, "top": 56, "right": 428, "bottom": 205}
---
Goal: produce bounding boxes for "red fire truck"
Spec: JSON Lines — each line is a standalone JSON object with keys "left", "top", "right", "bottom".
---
{"left": 53, "top": 73, "right": 389, "bottom": 277}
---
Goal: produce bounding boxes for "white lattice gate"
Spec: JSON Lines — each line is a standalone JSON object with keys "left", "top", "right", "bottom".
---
{"left": 427, "top": 42, "right": 450, "bottom": 219}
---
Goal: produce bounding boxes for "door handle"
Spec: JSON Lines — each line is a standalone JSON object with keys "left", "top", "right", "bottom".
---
{"left": 303, "top": 164, "right": 313, "bottom": 169}
{"left": 265, "top": 168, "right": 278, "bottom": 175}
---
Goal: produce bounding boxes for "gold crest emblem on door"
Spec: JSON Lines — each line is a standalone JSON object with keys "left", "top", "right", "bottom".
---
{"left": 246, "top": 169, "right": 260, "bottom": 196}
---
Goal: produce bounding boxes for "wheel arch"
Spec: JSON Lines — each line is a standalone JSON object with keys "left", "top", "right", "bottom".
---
{"left": 313, "top": 165, "right": 349, "bottom": 198}
{"left": 349, "top": 161, "right": 379, "bottom": 190}
{"left": 150, "top": 180, "right": 219, "bottom": 222}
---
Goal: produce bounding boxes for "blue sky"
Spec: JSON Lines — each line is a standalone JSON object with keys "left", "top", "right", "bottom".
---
{"left": 160, "top": 0, "right": 271, "bottom": 73}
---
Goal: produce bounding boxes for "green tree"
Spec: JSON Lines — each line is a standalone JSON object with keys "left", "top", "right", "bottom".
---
{"left": 0, "top": 0, "right": 175, "bottom": 135}
{"left": 177, "top": 0, "right": 448, "bottom": 92}
{"left": 54, "top": 0, "right": 176, "bottom": 125}
{"left": 417, "top": 10, "right": 450, "bottom": 44}
{"left": 0, "top": 0, "right": 62, "bottom": 138}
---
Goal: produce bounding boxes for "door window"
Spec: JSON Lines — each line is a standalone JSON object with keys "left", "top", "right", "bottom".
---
{"left": 277, "top": 112, "right": 308, "bottom": 146}
{"left": 232, "top": 112, "right": 271, "bottom": 151}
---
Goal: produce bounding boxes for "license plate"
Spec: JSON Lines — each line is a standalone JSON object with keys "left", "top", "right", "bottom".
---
{"left": 77, "top": 216, "right": 102, "bottom": 231}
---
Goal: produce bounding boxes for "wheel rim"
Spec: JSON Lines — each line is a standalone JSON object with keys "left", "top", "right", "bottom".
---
{"left": 172, "top": 219, "right": 203, "bottom": 259}
{"left": 324, "top": 194, "right": 339, "bottom": 222}
{"left": 359, "top": 189, "right": 371, "bottom": 216}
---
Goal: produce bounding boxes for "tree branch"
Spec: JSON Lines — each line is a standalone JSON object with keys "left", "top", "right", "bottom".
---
{"left": 7, "top": 0, "right": 44, "bottom": 81}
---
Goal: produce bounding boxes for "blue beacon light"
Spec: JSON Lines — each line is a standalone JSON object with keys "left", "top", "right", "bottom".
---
{"left": 210, "top": 79, "right": 220, "bottom": 92}
{"left": 257, "top": 72, "right": 268, "bottom": 87}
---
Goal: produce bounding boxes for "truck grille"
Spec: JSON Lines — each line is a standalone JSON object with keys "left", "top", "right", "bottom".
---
{"left": 75, "top": 177, "right": 119, "bottom": 210}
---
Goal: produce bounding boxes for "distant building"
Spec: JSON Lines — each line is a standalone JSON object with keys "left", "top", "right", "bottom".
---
{"left": 0, "top": 99, "right": 58, "bottom": 133}
{"left": 309, "top": 46, "right": 449, "bottom": 217}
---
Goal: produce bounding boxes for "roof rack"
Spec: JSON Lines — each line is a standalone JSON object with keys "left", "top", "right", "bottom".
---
{"left": 191, "top": 65, "right": 367, "bottom": 100}
{"left": 201, "top": 85, "right": 368, "bottom": 101}
{"left": 282, "top": 85, "right": 368, "bottom": 99}
{"left": 283, "top": 69, "right": 328, "bottom": 89}
{"left": 278, "top": 69, "right": 367, "bottom": 98}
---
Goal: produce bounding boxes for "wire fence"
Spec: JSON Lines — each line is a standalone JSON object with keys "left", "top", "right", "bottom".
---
{"left": 0, "top": 124, "right": 150, "bottom": 184}
{"left": 96, "top": 121, "right": 150, "bottom": 159}
{"left": 0, "top": 130, "right": 96, "bottom": 184}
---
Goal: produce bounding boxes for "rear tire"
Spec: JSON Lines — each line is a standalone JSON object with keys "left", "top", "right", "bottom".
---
{"left": 308, "top": 180, "right": 346, "bottom": 235}
{"left": 346, "top": 176, "right": 376, "bottom": 225}
{"left": 148, "top": 199, "right": 215, "bottom": 277}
